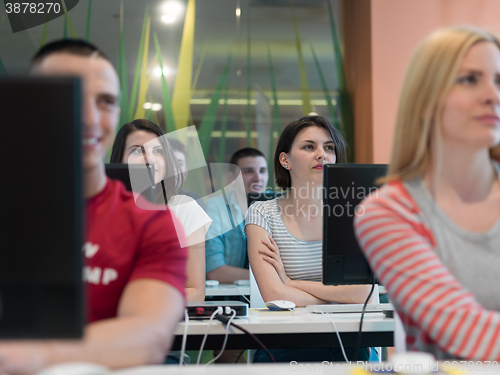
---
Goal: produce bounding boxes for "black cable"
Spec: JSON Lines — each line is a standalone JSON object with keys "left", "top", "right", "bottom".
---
{"left": 160, "top": 180, "right": 168, "bottom": 204}
{"left": 354, "top": 276, "right": 376, "bottom": 361}
{"left": 140, "top": 146, "right": 154, "bottom": 186}
{"left": 215, "top": 315, "right": 275, "bottom": 362}
{"left": 234, "top": 349, "right": 246, "bottom": 363}
{"left": 140, "top": 145, "right": 164, "bottom": 204}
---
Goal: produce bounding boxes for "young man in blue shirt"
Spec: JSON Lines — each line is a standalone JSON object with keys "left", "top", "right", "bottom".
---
{"left": 205, "top": 148, "right": 269, "bottom": 283}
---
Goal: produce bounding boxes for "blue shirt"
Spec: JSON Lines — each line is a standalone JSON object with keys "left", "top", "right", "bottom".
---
{"left": 205, "top": 190, "right": 247, "bottom": 273}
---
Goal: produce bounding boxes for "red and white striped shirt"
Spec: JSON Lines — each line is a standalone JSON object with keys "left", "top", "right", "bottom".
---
{"left": 354, "top": 180, "right": 500, "bottom": 360}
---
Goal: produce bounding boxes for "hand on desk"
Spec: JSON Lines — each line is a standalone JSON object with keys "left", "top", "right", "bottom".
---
{"left": 0, "top": 341, "right": 52, "bottom": 375}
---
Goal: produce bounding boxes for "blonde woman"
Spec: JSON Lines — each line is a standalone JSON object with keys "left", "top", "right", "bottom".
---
{"left": 355, "top": 26, "right": 500, "bottom": 360}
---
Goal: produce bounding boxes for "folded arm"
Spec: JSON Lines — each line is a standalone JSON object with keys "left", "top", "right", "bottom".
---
{"left": 205, "top": 202, "right": 248, "bottom": 283}
{"left": 205, "top": 225, "right": 249, "bottom": 283}
{"left": 287, "top": 279, "right": 373, "bottom": 304}
{"left": 247, "top": 224, "right": 326, "bottom": 306}
{"left": 250, "top": 225, "right": 372, "bottom": 305}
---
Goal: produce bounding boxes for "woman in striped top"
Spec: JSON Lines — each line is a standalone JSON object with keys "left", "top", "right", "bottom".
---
{"left": 354, "top": 26, "right": 500, "bottom": 360}
{"left": 246, "top": 115, "right": 373, "bottom": 362}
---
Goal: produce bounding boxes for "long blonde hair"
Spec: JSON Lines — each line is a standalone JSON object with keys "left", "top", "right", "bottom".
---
{"left": 384, "top": 25, "right": 500, "bottom": 183}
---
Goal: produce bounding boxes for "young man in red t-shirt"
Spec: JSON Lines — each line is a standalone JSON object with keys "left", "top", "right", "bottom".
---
{"left": 0, "top": 40, "right": 187, "bottom": 374}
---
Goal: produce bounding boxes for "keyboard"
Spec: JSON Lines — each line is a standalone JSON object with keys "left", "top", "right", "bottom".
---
{"left": 306, "top": 303, "right": 394, "bottom": 314}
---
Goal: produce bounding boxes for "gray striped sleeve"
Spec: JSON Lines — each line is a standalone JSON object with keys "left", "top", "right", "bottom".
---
{"left": 245, "top": 201, "right": 272, "bottom": 235}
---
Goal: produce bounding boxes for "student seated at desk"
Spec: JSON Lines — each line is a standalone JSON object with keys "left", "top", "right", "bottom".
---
{"left": 205, "top": 148, "right": 269, "bottom": 283}
{"left": 0, "top": 39, "right": 187, "bottom": 375}
{"left": 246, "top": 116, "right": 373, "bottom": 362}
{"left": 355, "top": 26, "right": 500, "bottom": 361}
{"left": 205, "top": 148, "right": 269, "bottom": 364}
{"left": 110, "top": 119, "right": 212, "bottom": 303}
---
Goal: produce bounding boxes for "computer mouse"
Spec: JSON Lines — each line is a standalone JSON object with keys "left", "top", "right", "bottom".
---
{"left": 265, "top": 300, "right": 296, "bottom": 311}
{"left": 205, "top": 280, "right": 219, "bottom": 287}
{"left": 37, "top": 362, "right": 109, "bottom": 375}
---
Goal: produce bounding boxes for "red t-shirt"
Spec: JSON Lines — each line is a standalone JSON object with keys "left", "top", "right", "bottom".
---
{"left": 84, "top": 178, "right": 187, "bottom": 322}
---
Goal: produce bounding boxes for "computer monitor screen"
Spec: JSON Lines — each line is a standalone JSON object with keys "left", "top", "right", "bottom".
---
{"left": 0, "top": 77, "right": 84, "bottom": 338}
{"left": 322, "top": 164, "right": 387, "bottom": 285}
{"left": 105, "top": 163, "right": 155, "bottom": 203}
{"left": 247, "top": 191, "right": 283, "bottom": 207}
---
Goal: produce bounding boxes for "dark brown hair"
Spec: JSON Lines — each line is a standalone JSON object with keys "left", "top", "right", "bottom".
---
{"left": 168, "top": 138, "right": 187, "bottom": 156}
{"left": 229, "top": 147, "right": 266, "bottom": 173}
{"left": 30, "top": 39, "right": 110, "bottom": 69}
{"left": 110, "top": 119, "right": 184, "bottom": 203}
{"left": 274, "top": 116, "right": 348, "bottom": 189}
{"left": 229, "top": 147, "right": 266, "bottom": 165}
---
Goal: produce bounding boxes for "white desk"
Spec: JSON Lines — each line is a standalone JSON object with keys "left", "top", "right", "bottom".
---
{"left": 205, "top": 284, "right": 250, "bottom": 298}
{"left": 112, "top": 363, "right": 381, "bottom": 375}
{"left": 172, "top": 308, "right": 394, "bottom": 350}
{"left": 109, "top": 362, "right": 498, "bottom": 375}
{"left": 113, "top": 364, "right": 331, "bottom": 374}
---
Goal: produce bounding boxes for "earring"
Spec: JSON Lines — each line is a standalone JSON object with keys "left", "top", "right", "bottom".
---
{"left": 284, "top": 164, "right": 289, "bottom": 169}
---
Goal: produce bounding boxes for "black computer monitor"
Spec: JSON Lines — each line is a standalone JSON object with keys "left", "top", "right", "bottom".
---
{"left": 322, "top": 164, "right": 387, "bottom": 285}
{"left": 0, "top": 77, "right": 84, "bottom": 338}
{"left": 247, "top": 191, "right": 283, "bottom": 207}
{"left": 105, "top": 163, "right": 156, "bottom": 203}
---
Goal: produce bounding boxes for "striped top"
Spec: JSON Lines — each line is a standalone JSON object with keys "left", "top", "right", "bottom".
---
{"left": 354, "top": 173, "right": 500, "bottom": 360}
{"left": 245, "top": 198, "right": 322, "bottom": 281}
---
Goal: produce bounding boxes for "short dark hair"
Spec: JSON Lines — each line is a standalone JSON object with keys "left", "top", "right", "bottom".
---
{"left": 30, "top": 39, "right": 110, "bottom": 70}
{"left": 167, "top": 138, "right": 186, "bottom": 157}
{"left": 110, "top": 119, "right": 184, "bottom": 202}
{"left": 229, "top": 147, "right": 266, "bottom": 169}
{"left": 274, "top": 116, "right": 348, "bottom": 189}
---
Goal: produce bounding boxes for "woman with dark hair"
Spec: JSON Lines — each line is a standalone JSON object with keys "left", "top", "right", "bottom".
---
{"left": 111, "top": 119, "right": 211, "bottom": 303}
{"left": 110, "top": 120, "right": 183, "bottom": 202}
{"left": 245, "top": 115, "right": 373, "bottom": 362}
